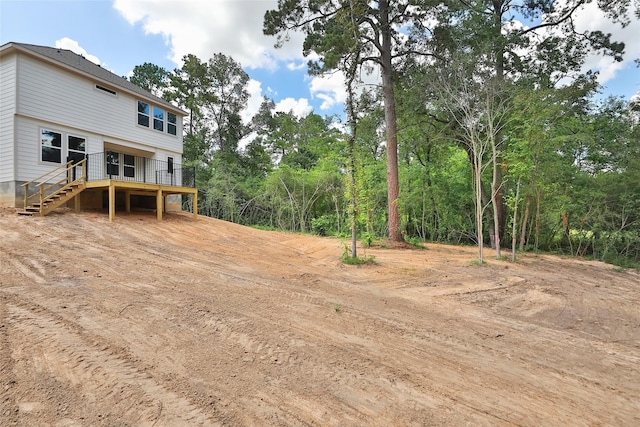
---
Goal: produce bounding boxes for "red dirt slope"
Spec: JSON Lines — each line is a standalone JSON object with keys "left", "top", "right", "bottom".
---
{"left": 1, "top": 208, "right": 639, "bottom": 426}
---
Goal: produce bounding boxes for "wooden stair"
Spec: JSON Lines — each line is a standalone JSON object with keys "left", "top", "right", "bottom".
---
{"left": 19, "top": 183, "right": 85, "bottom": 216}
{"left": 20, "top": 159, "right": 87, "bottom": 217}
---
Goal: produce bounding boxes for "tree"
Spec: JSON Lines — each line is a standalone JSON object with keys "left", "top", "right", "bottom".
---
{"left": 129, "top": 62, "right": 169, "bottom": 97}
{"left": 441, "top": 0, "right": 632, "bottom": 244}
{"left": 264, "top": 0, "right": 443, "bottom": 242}
{"left": 430, "top": 51, "right": 513, "bottom": 263}
{"left": 166, "top": 54, "right": 210, "bottom": 149}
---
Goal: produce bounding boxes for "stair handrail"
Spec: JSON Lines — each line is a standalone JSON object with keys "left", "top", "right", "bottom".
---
{"left": 22, "top": 160, "right": 86, "bottom": 209}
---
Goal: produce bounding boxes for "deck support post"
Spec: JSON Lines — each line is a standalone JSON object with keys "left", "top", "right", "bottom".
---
{"left": 125, "top": 190, "right": 131, "bottom": 213}
{"left": 108, "top": 183, "right": 115, "bottom": 222}
{"left": 193, "top": 191, "right": 198, "bottom": 220}
{"left": 156, "top": 189, "right": 163, "bottom": 221}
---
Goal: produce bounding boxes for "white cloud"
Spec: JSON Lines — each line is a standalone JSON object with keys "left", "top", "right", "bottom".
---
{"left": 309, "top": 71, "right": 347, "bottom": 110}
{"left": 112, "top": 0, "right": 305, "bottom": 70}
{"left": 287, "top": 60, "right": 307, "bottom": 71}
{"left": 55, "top": 37, "right": 101, "bottom": 65}
{"left": 242, "top": 78, "right": 265, "bottom": 124}
{"left": 534, "top": 1, "right": 640, "bottom": 88}
{"left": 572, "top": 2, "right": 640, "bottom": 86}
{"left": 274, "top": 97, "right": 313, "bottom": 118}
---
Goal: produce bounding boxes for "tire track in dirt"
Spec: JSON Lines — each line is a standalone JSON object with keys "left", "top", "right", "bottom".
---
{"left": 173, "top": 292, "right": 478, "bottom": 425}
{"left": 0, "top": 293, "right": 19, "bottom": 426}
{"left": 4, "top": 295, "right": 221, "bottom": 426}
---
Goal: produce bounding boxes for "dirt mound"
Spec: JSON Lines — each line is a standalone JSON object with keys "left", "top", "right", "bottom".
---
{"left": 1, "top": 208, "right": 639, "bottom": 426}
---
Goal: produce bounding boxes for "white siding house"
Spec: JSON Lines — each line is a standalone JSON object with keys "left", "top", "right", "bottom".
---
{"left": 0, "top": 42, "right": 196, "bottom": 218}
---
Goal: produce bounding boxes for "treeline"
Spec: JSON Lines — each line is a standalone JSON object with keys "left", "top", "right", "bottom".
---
{"left": 128, "top": 1, "right": 640, "bottom": 267}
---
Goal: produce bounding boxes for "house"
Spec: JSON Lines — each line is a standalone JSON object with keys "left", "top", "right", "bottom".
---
{"left": 0, "top": 42, "right": 197, "bottom": 220}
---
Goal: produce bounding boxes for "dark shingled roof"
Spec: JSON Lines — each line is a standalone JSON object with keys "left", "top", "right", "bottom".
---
{"left": 1, "top": 42, "right": 184, "bottom": 115}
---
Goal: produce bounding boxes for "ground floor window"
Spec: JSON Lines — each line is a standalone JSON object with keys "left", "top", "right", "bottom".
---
{"left": 41, "top": 129, "right": 62, "bottom": 163}
{"left": 124, "top": 154, "right": 135, "bottom": 178}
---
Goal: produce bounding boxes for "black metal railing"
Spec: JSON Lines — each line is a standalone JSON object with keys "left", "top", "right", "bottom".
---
{"left": 85, "top": 152, "right": 195, "bottom": 188}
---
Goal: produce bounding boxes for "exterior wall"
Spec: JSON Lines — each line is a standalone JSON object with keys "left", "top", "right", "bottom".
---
{"left": 15, "top": 54, "right": 183, "bottom": 156}
{"left": 14, "top": 115, "right": 104, "bottom": 183}
{"left": 0, "top": 51, "right": 17, "bottom": 205}
{"left": 0, "top": 46, "right": 187, "bottom": 210}
{"left": 0, "top": 181, "right": 20, "bottom": 207}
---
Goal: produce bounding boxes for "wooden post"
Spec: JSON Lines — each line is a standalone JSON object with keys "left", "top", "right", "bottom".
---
{"left": 74, "top": 193, "right": 81, "bottom": 212}
{"left": 23, "top": 183, "right": 29, "bottom": 209}
{"left": 193, "top": 191, "right": 198, "bottom": 220}
{"left": 108, "top": 184, "right": 115, "bottom": 222}
{"left": 125, "top": 190, "right": 131, "bottom": 213}
{"left": 156, "top": 189, "right": 163, "bottom": 221}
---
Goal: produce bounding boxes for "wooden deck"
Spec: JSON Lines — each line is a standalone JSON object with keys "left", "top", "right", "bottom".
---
{"left": 85, "top": 179, "right": 198, "bottom": 221}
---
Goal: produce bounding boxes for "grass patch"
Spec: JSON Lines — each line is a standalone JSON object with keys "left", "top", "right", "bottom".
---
{"left": 405, "top": 236, "right": 425, "bottom": 249}
{"left": 341, "top": 253, "right": 376, "bottom": 265}
{"left": 341, "top": 244, "right": 376, "bottom": 265}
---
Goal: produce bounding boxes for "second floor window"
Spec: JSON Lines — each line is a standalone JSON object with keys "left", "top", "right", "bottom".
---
{"left": 168, "top": 112, "right": 177, "bottom": 135}
{"left": 153, "top": 107, "right": 164, "bottom": 131}
{"left": 138, "top": 101, "right": 150, "bottom": 127}
{"left": 137, "top": 100, "right": 177, "bottom": 136}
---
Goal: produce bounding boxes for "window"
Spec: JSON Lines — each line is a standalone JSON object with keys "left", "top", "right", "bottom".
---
{"left": 106, "top": 151, "right": 119, "bottom": 176}
{"left": 67, "top": 135, "right": 86, "bottom": 163}
{"left": 138, "top": 101, "right": 150, "bottom": 127}
{"left": 153, "top": 106, "right": 164, "bottom": 131}
{"left": 167, "top": 112, "right": 177, "bottom": 135}
{"left": 123, "top": 154, "right": 135, "bottom": 178}
{"left": 137, "top": 100, "right": 178, "bottom": 136}
{"left": 41, "top": 129, "right": 62, "bottom": 163}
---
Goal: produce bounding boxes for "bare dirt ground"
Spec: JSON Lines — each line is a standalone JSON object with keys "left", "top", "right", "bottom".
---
{"left": 1, "top": 207, "right": 639, "bottom": 427}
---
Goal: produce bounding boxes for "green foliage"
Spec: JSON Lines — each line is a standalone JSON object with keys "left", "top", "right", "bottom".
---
{"left": 405, "top": 236, "right": 424, "bottom": 249}
{"left": 360, "top": 232, "right": 374, "bottom": 248}
{"left": 341, "top": 244, "right": 376, "bottom": 265}
{"left": 129, "top": 62, "right": 168, "bottom": 97}
{"left": 126, "top": 1, "right": 639, "bottom": 269}
{"left": 311, "top": 215, "right": 333, "bottom": 236}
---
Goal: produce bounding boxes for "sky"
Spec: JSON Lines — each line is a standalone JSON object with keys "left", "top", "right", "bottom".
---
{"left": 1, "top": 0, "right": 639, "bottom": 124}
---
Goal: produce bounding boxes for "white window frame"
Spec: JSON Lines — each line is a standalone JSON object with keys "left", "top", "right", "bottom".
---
{"left": 138, "top": 101, "right": 150, "bottom": 128}
{"left": 167, "top": 112, "right": 177, "bottom": 136}
{"left": 153, "top": 106, "right": 165, "bottom": 132}
{"left": 40, "top": 128, "right": 63, "bottom": 164}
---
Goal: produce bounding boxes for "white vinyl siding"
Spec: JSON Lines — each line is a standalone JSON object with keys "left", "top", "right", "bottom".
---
{"left": 0, "top": 51, "right": 17, "bottom": 182}
{"left": 14, "top": 116, "right": 103, "bottom": 182}
{"left": 15, "top": 54, "right": 182, "bottom": 153}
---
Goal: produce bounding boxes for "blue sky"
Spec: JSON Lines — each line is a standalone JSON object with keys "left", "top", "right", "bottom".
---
{"left": 1, "top": 0, "right": 638, "bottom": 124}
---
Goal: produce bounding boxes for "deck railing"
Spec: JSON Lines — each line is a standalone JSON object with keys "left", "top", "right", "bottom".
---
{"left": 85, "top": 152, "right": 195, "bottom": 188}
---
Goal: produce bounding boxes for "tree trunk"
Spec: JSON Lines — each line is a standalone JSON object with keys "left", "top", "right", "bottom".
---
{"left": 380, "top": 0, "right": 402, "bottom": 242}
{"left": 511, "top": 177, "right": 521, "bottom": 261}
{"left": 349, "top": 137, "right": 358, "bottom": 258}
{"left": 475, "top": 151, "right": 484, "bottom": 263}
{"left": 519, "top": 198, "right": 530, "bottom": 252}
{"left": 491, "top": 138, "right": 501, "bottom": 258}
{"left": 466, "top": 145, "right": 495, "bottom": 248}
